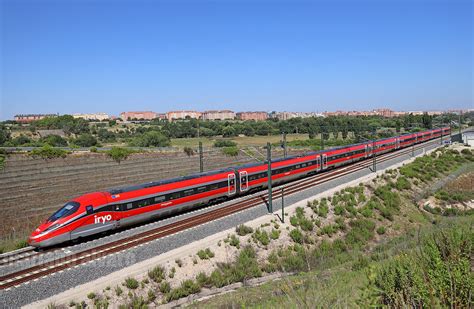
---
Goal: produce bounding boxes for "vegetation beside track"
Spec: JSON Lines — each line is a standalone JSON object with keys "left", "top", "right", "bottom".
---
{"left": 58, "top": 146, "right": 473, "bottom": 308}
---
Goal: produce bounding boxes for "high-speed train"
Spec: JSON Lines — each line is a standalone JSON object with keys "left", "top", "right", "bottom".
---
{"left": 28, "top": 127, "right": 451, "bottom": 247}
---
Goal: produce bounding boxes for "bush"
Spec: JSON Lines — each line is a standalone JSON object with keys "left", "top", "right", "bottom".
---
{"left": 148, "top": 265, "right": 166, "bottom": 283}
{"left": 166, "top": 279, "right": 201, "bottom": 302}
{"left": 395, "top": 176, "right": 411, "bottom": 191}
{"left": 376, "top": 226, "right": 386, "bottom": 235}
{"left": 345, "top": 219, "right": 376, "bottom": 248}
{"left": 30, "top": 145, "right": 68, "bottom": 159}
{"left": 87, "top": 292, "right": 96, "bottom": 299}
{"left": 214, "top": 140, "right": 237, "bottom": 147}
{"left": 318, "top": 199, "right": 329, "bottom": 218}
{"left": 40, "top": 134, "right": 68, "bottom": 147}
{"left": 367, "top": 226, "right": 472, "bottom": 308}
{"left": 74, "top": 133, "right": 98, "bottom": 147}
{"left": 222, "top": 146, "right": 239, "bottom": 156}
{"left": 90, "top": 146, "right": 98, "bottom": 153}
{"left": 270, "top": 228, "right": 280, "bottom": 240}
{"left": 252, "top": 229, "right": 270, "bottom": 246}
{"left": 197, "top": 248, "right": 215, "bottom": 260}
{"left": 105, "top": 147, "right": 137, "bottom": 163}
{"left": 159, "top": 281, "right": 171, "bottom": 294}
{"left": 235, "top": 224, "right": 253, "bottom": 236}
{"left": 130, "top": 131, "right": 170, "bottom": 147}
{"left": 115, "top": 286, "right": 123, "bottom": 296}
{"left": 289, "top": 229, "right": 304, "bottom": 244}
{"left": 229, "top": 234, "right": 240, "bottom": 248}
{"left": 183, "top": 146, "right": 194, "bottom": 156}
{"left": 123, "top": 277, "right": 139, "bottom": 289}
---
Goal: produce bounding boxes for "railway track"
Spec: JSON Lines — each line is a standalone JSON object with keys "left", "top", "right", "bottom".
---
{"left": 0, "top": 138, "right": 442, "bottom": 290}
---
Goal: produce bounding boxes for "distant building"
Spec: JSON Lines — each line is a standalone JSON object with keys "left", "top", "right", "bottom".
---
{"left": 120, "top": 111, "right": 157, "bottom": 121}
{"left": 14, "top": 114, "right": 58, "bottom": 123}
{"left": 462, "top": 131, "right": 474, "bottom": 147}
{"left": 167, "top": 110, "right": 201, "bottom": 121}
{"left": 73, "top": 113, "right": 109, "bottom": 121}
{"left": 373, "top": 109, "right": 395, "bottom": 118}
{"left": 201, "top": 110, "right": 235, "bottom": 121}
{"left": 236, "top": 111, "right": 268, "bottom": 121}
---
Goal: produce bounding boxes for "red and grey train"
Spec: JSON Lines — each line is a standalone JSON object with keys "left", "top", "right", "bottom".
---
{"left": 28, "top": 127, "right": 450, "bottom": 248}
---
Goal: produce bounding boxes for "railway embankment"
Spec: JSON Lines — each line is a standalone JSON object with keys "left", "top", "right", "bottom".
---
{"left": 27, "top": 145, "right": 473, "bottom": 308}
{"left": 0, "top": 147, "right": 302, "bottom": 252}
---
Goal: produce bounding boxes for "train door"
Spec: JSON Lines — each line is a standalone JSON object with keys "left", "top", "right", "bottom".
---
{"left": 228, "top": 173, "right": 236, "bottom": 196}
{"left": 321, "top": 154, "right": 327, "bottom": 170}
{"left": 316, "top": 156, "right": 321, "bottom": 171}
{"left": 239, "top": 171, "right": 248, "bottom": 192}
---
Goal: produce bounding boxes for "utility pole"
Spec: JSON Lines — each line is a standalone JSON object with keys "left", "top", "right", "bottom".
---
{"left": 283, "top": 132, "right": 287, "bottom": 158}
{"left": 199, "top": 141, "right": 203, "bottom": 172}
{"left": 372, "top": 139, "right": 377, "bottom": 172}
{"left": 281, "top": 186, "right": 285, "bottom": 223}
{"left": 267, "top": 142, "right": 272, "bottom": 213}
{"left": 459, "top": 111, "right": 462, "bottom": 135}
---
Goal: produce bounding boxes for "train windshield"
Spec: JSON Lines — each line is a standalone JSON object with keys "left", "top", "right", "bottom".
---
{"left": 48, "top": 201, "right": 80, "bottom": 222}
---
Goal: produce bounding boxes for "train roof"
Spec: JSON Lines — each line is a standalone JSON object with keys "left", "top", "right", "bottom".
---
{"left": 108, "top": 167, "right": 234, "bottom": 195}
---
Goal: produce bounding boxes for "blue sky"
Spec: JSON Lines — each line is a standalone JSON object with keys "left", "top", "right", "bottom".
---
{"left": 1, "top": 0, "right": 472, "bottom": 120}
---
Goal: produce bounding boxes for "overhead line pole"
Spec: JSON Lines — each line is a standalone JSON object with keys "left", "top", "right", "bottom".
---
{"left": 199, "top": 141, "right": 203, "bottom": 172}
{"left": 267, "top": 142, "right": 272, "bottom": 213}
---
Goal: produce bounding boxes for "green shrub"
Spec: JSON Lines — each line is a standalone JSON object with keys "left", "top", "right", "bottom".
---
{"left": 123, "top": 277, "right": 139, "bottom": 289}
{"left": 376, "top": 226, "right": 386, "bottom": 235}
{"left": 235, "top": 224, "right": 253, "bottom": 236}
{"left": 197, "top": 248, "right": 215, "bottom": 260}
{"left": 229, "top": 234, "right": 240, "bottom": 248}
{"left": 87, "top": 292, "right": 96, "bottom": 300}
{"left": 318, "top": 199, "right": 329, "bottom": 218}
{"left": 148, "top": 265, "right": 166, "bottom": 283}
{"left": 270, "top": 228, "right": 281, "bottom": 240}
{"left": 366, "top": 226, "right": 472, "bottom": 308}
{"left": 30, "top": 145, "right": 68, "bottom": 159}
{"left": 222, "top": 146, "right": 239, "bottom": 156}
{"left": 90, "top": 146, "right": 98, "bottom": 153}
{"left": 289, "top": 229, "right": 304, "bottom": 244}
{"left": 159, "top": 281, "right": 171, "bottom": 294}
{"left": 345, "top": 219, "right": 376, "bottom": 248}
{"left": 395, "top": 176, "right": 411, "bottom": 191}
{"left": 15, "top": 239, "right": 29, "bottom": 249}
{"left": 115, "top": 286, "right": 123, "bottom": 296}
{"left": 214, "top": 140, "right": 237, "bottom": 147}
{"left": 352, "top": 255, "right": 370, "bottom": 271}
{"left": 196, "top": 272, "right": 210, "bottom": 287}
{"left": 105, "top": 147, "right": 137, "bottom": 163}
{"left": 252, "top": 228, "right": 270, "bottom": 246}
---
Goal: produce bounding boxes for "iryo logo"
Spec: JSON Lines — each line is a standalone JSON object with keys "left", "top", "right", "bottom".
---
{"left": 94, "top": 214, "right": 112, "bottom": 224}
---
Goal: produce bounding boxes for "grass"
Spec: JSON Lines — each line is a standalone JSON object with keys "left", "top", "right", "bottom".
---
{"left": 123, "top": 277, "right": 139, "bottom": 289}
{"left": 171, "top": 134, "right": 309, "bottom": 148}
{"left": 148, "top": 265, "right": 166, "bottom": 283}
{"left": 197, "top": 248, "right": 215, "bottom": 260}
{"left": 195, "top": 216, "right": 473, "bottom": 308}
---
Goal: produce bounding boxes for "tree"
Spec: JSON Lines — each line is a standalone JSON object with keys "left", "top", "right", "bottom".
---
{"left": 131, "top": 131, "right": 170, "bottom": 147}
{"left": 0, "top": 125, "right": 11, "bottom": 146}
{"left": 74, "top": 134, "right": 98, "bottom": 147}
{"left": 422, "top": 113, "right": 432, "bottom": 129}
{"left": 222, "top": 126, "right": 236, "bottom": 137}
{"left": 97, "top": 128, "right": 117, "bottom": 142}
{"left": 395, "top": 120, "right": 401, "bottom": 133}
{"left": 40, "top": 135, "right": 68, "bottom": 147}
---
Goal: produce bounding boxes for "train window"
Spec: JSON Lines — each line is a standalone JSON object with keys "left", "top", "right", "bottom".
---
{"left": 47, "top": 201, "right": 80, "bottom": 222}
{"left": 155, "top": 196, "right": 165, "bottom": 203}
{"left": 184, "top": 189, "right": 194, "bottom": 196}
{"left": 127, "top": 203, "right": 133, "bottom": 210}
{"left": 170, "top": 192, "right": 181, "bottom": 200}
{"left": 197, "top": 186, "right": 206, "bottom": 193}
{"left": 115, "top": 205, "right": 120, "bottom": 211}
{"left": 209, "top": 184, "right": 219, "bottom": 190}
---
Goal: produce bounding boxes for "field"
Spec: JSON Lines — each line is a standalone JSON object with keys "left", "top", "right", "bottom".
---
{"left": 171, "top": 133, "right": 310, "bottom": 148}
